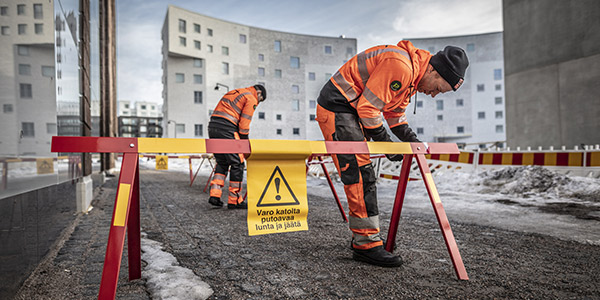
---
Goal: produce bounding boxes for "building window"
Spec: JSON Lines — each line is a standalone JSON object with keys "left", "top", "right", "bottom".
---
{"left": 42, "top": 66, "right": 54, "bottom": 77}
{"left": 18, "top": 45, "right": 29, "bottom": 56}
{"left": 496, "top": 125, "right": 504, "bottom": 133}
{"left": 179, "top": 36, "right": 186, "bottom": 46}
{"left": 34, "top": 23, "right": 43, "bottom": 34}
{"left": 20, "top": 83, "right": 32, "bottom": 98}
{"left": 478, "top": 112, "right": 485, "bottom": 119}
{"left": 495, "top": 111, "right": 503, "bottom": 119}
{"left": 193, "top": 74, "right": 202, "bottom": 84}
{"left": 437, "top": 114, "right": 443, "bottom": 121}
{"left": 18, "top": 24, "right": 26, "bottom": 35}
{"left": 258, "top": 112, "right": 265, "bottom": 119}
{"left": 141, "top": 105, "right": 147, "bottom": 109}
{"left": 3, "top": 104, "right": 13, "bottom": 113}
{"left": 239, "top": 34, "right": 247, "bottom": 43}
{"left": 347, "top": 47, "right": 353, "bottom": 55}
{"left": 324, "top": 45, "right": 332, "bottom": 54}
{"left": 258, "top": 67, "right": 265, "bottom": 76}
{"left": 477, "top": 84, "right": 484, "bottom": 92}
{"left": 274, "top": 69, "right": 282, "bottom": 78}
{"left": 291, "top": 100, "right": 300, "bottom": 111}
{"left": 18, "top": 64, "right": 31, "bottom": 75}
{"left": 456, "top": 98, "right": 464, "bottom": 106}
{"left": 436, "top": 100, "right": 443, "bottom": 110}
{"left": 457, "top": 126, "right": 464, "bottom": 134}
{"left": 194, "top": 124, "right": 203, "bottom": 137}
{"left": 194, "top": 23, "right": 200, "bottom": 33}
{"left": 290, "top": 56, "right": 300, "bottom": 69}
{"left": 309, "top": 100, "right": 316, "bottom": 109}
{"left": 33, "top": 4, "right": 43, "bottom": 19}
{"left": 1, "top": 26, "right": 9, "bottom": 35}
{"left": 22, "top": 122, "right": 34, "bottom": 137}
{"left": 417, "top": 127, "right": 424, "bottom": 134}
{"left": 222, "top": 62, "right": 229, "bottom": 75}
{"left": 309, "top": 114, "right": 316, "bottom": 121}
{"left": 416, "top": 100, "right": 423, "bottom": 108}
{"left": 274, "top": 40, "right": 281, "bottom": 52}
{"left": 17, "top": 4, "right": 25, "bottom": 15}
{"left": 308, "top": 72, "right": 315, "bottom": 81}
{"left": 0, "top": 6, "right": 8, "bottom": 16}
{"left": 292, "top": 85, "right": 299, "bottom": 94}
{"left": 258, "top": 54, "right": 264, "bottom": 61}
{"left": 178, "top": 19, "right": 186, "bottom": 33}
{"left": 276, "top": 129, "right": 282, "bottom": 135}
{"left": 175, "top": 124, "right": 185, "bottom": 134}
{"left": 466, "top": 43, "right": 475, "bottom": 52}
{"left": 207, "top": 28, "right": 213, "bottom": 36}
{"left": 495, "top": 97, "right": 503, "bottom": 105}
{"left": 207, "top": 44, "right": 213, "bottom": 53}
{"left": 175, "top": 73, "right": 184, "bottom": 83}
{"left": 276, "top": 114, "right": 282, "bottom": 121}
{"left": 193, "top": 58, "right": 203, "bottom": 67}
{"left": 494, "top": 69, "right": 502, "bottom": 80}
{"left": 194, "top": 40, "right": 200, "bottom": 49}
{"left": 495, "top": 84, "right": 502, "bottom": 91}
{"left": 222, "top": 46, "right": 229, "bottom": 56}
{"left": 293, "top": 128, "right": 300, "bottom": 135}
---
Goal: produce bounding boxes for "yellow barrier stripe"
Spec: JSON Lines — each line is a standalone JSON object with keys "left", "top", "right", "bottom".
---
{"left": 249, "top": 139, "right": 312, "bottom": 159}
{"left": 425, "top": 173, "right": 441, "bottom": 203}
{"left": 309, "top": 141, "right": 328, "bottom": 155}
{"left": 458, "top": 152, "right": 470, "bottom": 163}
{"left": 439, "top": 154, "right": 450, "bottom": 162}
{"left": 522, "top": 153, "right": 534, "bottom": 165}
{"left": 481, "top": 153, "right": 493, "bottom": 165}
{"left": 138, "top": 138, "right": 207, "bottom": 154}
{"left": 367, "top": 142, "right": 413, "bottom": 155}
{"left": 501, "top": 153, "right": 513, "bottom": 165}
{"left": 113, "top": 183, "right": 131, "bottom": 227}
{"left": 544, "top": 152, "right": 557, "bottom": 166}
{"left": 568, "top": 153, "right": 582, "bottom": 167}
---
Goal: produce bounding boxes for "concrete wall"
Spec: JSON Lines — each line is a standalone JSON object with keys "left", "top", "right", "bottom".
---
{"left": 503, "top": 0, "right": 600, "bottom": 148}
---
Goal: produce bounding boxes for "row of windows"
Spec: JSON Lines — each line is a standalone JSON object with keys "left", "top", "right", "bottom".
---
{"left": 18, "top": 64, "right": 54, "bottom": 77}
{"left": 174, "top": 73, "right": 203, "bottom": 84}
{"left": 416, "top": 125, "right": 504, "bottom": 135}
{"left": 1, "top": 23, "right": 44, "bottom": 35}
{"left": 256, "top": 112, "right": 316, "bottom": 122}
{"left": 0, "top": 4, "right": 43, "bottom": 18}
{"left": 177, "top": 123, "right": 302, "bottom": 137}
{"left": 477, "top": 111, "right": 504, "bottom": 119}
{"left": 178, "top": 19, "right": 212, "bottom": 36}
{"left": 17, "top": 122, "right": 57, "bottom": 137}
{"left": 477, "top": 83, "right": 503, "bottom": 92}
{"left": 416, "top": 97, "right": 503, "bottom": 110}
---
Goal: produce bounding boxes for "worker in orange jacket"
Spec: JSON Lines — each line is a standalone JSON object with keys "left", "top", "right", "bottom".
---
{"left": 316, "top": 41, "right": 469, "bottom": 267}
{"left": 208, "top": 84, "right": 266, "bottom": 209}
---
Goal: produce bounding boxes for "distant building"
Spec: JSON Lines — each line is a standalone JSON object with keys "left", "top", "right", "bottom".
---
{"left": 117, "top": 100, "right": 163, "bottom": 137}
{"left": 408, "top": 32, "right": 506, "bottom": 149}
{"left": 161, "top": 5, "right": 356, "bottom": 140}
{"left": 503, "top": 0, "right": 600, "bottom": 148}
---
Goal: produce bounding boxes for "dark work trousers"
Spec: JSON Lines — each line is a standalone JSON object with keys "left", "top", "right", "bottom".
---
{"left": 208, "top": 123, "right": 244, "bottom": 204}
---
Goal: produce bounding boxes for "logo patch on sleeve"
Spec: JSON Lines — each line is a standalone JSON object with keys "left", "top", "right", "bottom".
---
{"left": 253, "top": 105, "right": 257, "bottom": 109}
{"left": 390, "top": 80, "right": 402, "bottom": 91}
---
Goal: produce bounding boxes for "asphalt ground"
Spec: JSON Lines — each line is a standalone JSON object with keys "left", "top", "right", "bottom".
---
{"left": 14, "top": 168, "right": 600, "bottom": 299}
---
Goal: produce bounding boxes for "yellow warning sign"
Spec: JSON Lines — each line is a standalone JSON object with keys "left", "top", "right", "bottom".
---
{"left": 156, "top": 155, "right": 168, "bottom": 170}
{"left": 247, "top": 160, "right": 308, "bottom": 236}
{"left": 36, "top": 158, "right": 54, "bottom": 175}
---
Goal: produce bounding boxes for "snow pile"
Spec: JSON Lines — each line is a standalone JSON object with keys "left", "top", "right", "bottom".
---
{"left": 141, "top": 236, "right": 213, "bottom": 300}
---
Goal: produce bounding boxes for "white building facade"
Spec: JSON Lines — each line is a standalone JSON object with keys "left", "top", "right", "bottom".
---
{"left": 161, "top": 5, "right": 356, "bottom": 140}
{"left": 407, "top": 32, "right": 506, "bottom": 149}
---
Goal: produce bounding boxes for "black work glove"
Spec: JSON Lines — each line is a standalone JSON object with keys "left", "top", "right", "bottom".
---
{"left": 364, "top": 125, "right": 391, "bottom": 142}
{"left": 239, "top": 133, "right": 249, "bottom": 139}
{"left": 386, "top": 153, "right": 404, "bottom": 161}
{"left": 390, "top": 124, "right": 420, "bottom": 142}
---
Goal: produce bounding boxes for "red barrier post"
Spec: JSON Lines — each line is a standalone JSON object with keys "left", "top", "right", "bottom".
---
{"left": 385, "top": 154, "right": 413, "bottom": 253}
{"left": 317, "top": 156, "right": 347, "bottom": 222}
{"left": 127, "top": 162, "right": 141, "bottom": 280}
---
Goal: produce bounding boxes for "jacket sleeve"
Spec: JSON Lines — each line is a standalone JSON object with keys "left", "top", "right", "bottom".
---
{"left": 355, "top": 58, "right": 413, "bottom": 141}
{"left": 237, "top": 95, "right": 258, "bottom": 137}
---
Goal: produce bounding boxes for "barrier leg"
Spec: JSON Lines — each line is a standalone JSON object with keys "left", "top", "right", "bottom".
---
{"left": 385, "top": 154, "right": 413, "bottom": 253}
{"left": 98, "top": 153, "right": 139, "bottom": 299}
{"left": 190, "top": 157, "right": 206, "bottom": 187}
{"left": 318, "top": 156, "right": 347, "bottom": 222}
{"left": 188, "top": 157, "right": 193, "bottom": 184}
{"left": 1, "top": 161, "right": 7, "bottom": 190}
{"left": 203, "top": 167, "right": 215, "bottom": 193}
{"left": 415, "top": 153, "right": 468, "bottom": 280}
{"left": 127, "top": 162, "right": 141, "bottom": 280}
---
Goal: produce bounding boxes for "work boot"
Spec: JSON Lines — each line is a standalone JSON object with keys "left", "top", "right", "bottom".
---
{"left": 208, "top": 196, "right": 223, "bottom": 207}
{"left": 350, "top": 238, "right": 395, "bottom": 251}
{"left": 227, "top": 201, "right": 248, "bottom": 209}
{"left": 352, "top": 245, "right": 403, "bottom": 267}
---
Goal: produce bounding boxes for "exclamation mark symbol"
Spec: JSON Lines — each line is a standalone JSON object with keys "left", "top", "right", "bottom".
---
{"left": 275, "top": 178, "right": 281, "bottom": 200}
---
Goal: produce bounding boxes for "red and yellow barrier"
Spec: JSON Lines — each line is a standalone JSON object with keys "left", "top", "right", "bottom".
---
{"left": 427, "top": 151, "right": 600, "bottom": 167}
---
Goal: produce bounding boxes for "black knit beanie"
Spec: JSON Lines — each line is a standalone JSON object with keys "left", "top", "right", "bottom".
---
{"left": 430, "top": 46, "right": 469, "bottom": 91}
{"left": 254, "top": 84, "right": 266, "bottom": 101}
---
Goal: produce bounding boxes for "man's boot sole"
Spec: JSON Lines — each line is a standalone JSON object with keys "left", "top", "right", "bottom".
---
{"left": 352, "top": 252, "right": 403, "bottom": 268}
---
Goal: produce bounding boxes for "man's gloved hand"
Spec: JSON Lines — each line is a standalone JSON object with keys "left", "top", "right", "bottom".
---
{"left": 386, "top": 154, "right": 404, "bottom": 161}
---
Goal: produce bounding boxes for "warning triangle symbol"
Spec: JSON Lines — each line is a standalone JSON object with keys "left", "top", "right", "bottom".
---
{"left": 257, "top": 166, "right": 299, "bottom": 207}
{"left": 157, "top": 158, "right": 166, "bottom": 166}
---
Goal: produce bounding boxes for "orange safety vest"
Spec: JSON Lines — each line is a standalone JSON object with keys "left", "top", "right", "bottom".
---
{"left": 330, "top": 40, "right": 432, "bottom": 130}
{"left": 211, "top": 86, "right": 259, "bottom": 135}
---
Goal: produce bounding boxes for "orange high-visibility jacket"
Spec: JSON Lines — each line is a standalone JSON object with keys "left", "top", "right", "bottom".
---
{"left": 330, "top": 40, "right": 432, "bottom": 131}
{"left": 211, "top": 86, "right": 259, "bottom": 136}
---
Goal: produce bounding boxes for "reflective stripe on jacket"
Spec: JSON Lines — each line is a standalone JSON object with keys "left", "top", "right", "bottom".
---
{"left": 211, "top": 86, "right": 259, "bottom": 135}
{"left": 330, "top": 40, "right": 431, "bottom": 130}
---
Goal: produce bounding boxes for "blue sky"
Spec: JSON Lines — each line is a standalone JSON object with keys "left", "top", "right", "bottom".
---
{"left": 116, "top": 0, "right": 502, "bottom": 104}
